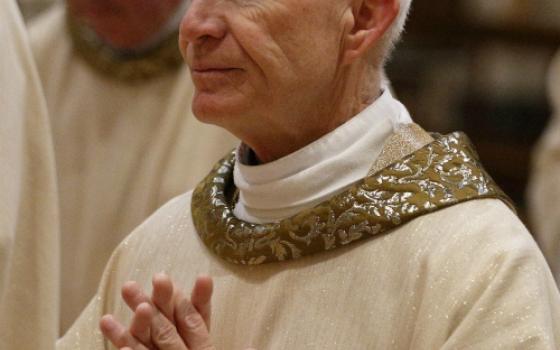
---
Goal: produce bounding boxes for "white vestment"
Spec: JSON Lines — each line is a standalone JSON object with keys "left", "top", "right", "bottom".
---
{"left": 528, "top": 51, "right": 560, "bottom": 284}
{"left": 29, "top": 4, "right": 239, "bottom": 332}
{"left": 0, "top": 0, "right": 59, "bottom": 349}
{"left": 58, "top": 96, "right": 560, "bottom": 349}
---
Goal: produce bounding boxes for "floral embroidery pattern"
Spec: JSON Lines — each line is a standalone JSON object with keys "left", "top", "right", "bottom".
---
{"left": 192, "top": 132, "right": 512, "bottom": 265}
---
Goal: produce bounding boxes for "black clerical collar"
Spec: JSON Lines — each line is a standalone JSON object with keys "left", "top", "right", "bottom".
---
{"left": 238, "top": 143, "right": 262, "bottom": 166}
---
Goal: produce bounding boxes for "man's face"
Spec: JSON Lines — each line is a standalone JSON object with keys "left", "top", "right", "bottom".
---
{"left": 179, "top": 0, "right": 351, "bottom": 134}
{"left": 68, "top": 0, "right": 182, "bottom": 49}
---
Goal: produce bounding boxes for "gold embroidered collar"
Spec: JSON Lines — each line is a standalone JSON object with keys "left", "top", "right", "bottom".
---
{"left": 191, "top": 130, "right": 512, "bottom": 265}
{"left": 67, "top": 14, "right": 183, "bottom": 82}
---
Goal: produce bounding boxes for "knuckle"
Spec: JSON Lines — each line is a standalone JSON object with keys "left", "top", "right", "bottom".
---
{"left": 152, "top": 322, "right": 178, "bottom": 345}
{"left": 185, "top": 312, "right": 206, "bottom": 330}
{"left": 116, "top": 333, "right": 130, "bottom": 347}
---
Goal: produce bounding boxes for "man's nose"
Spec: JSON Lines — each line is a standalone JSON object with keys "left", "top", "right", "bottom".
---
{"left": 180, "top": 0, "right": 226, "bottom": 45}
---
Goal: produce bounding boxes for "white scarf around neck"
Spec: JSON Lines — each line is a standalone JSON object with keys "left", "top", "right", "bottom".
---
{"left": 233, "top": 89, "right": 413, "bottom": 224}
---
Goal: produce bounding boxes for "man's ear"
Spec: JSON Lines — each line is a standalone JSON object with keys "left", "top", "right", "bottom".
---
{"left": 342, "top": 0, "right": 399, "bottom": 65}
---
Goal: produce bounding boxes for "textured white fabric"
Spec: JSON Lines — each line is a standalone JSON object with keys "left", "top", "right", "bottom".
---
{"left": 528, "top": 51, "right": 560, "bottom": 285}
{"left": 29, "top": 4, "right": 239, "bottom": 333}
{"left": 58, "top": 194, "right": 560, "bottom": 349}
{"left": 234, "top": 89, "right": 413, "bottom": 223}
{"left": 58, "top": 122, "right": 560, "bottom": 348}
{"left": 0, "top": 1, "right": 59, "bottom": 348}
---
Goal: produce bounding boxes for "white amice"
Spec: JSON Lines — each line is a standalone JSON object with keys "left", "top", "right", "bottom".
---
{"left": 234, "top": 89, "right": 413, "bottom": 223}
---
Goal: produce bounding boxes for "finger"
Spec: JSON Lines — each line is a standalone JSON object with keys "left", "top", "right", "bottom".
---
{"left": 99, "top": 315, "right": 148, "bottom": 350}
{"left": 150, "top": 312, "right": 188, "bottom": 350}
{"left": 152, "top": 273, "right": 175, "bottom": 321}
{"left": 175, "top": 296, "right": 213, "bottom": 350}
{"left": 190, "top": 275, "right": 213, "bottom": 330}
{"left": 122, "top": 281, "right": 152, "bottom": 312}
{"left": 129, "top": 303, "right": 154, "bottom": 348}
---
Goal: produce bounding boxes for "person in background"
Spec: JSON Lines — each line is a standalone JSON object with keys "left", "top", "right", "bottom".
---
{"left": 17, "top": 0, "right": 55, "bottom": 20}
{"left": 0, "top": 0, "right": 59, "bottom": 348}
{"left": 28, "top": 0, "right": 238, "bottom": 333}
{"left": 528, "top": 51, "right": 560, "bottom": 285}
{"left": 57, "top": 0, "right": 560, "bottom": 348}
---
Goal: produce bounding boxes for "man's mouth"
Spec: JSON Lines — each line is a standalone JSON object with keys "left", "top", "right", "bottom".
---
{"left": 191, "top": 67, "right": 242, "bottom": 82}
{"left": 193, "top": 68, "right": 238, "bottom": 73}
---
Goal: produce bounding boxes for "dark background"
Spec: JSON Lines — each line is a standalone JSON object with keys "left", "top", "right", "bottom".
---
{"left": 388, "top": 1, "right": 560, "bottom": 225}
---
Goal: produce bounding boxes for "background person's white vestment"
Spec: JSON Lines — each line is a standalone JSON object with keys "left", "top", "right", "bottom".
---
{"left": 0, "top": 0, "right": 59, "bottom": 349}
{"left": 528, "top": 51, "right": 560, "bottom": 285}
{"left": 29, "top": 4, "right": 239, "bottom": 332}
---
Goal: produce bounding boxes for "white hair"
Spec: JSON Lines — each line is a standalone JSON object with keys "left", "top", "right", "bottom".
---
{"left": 372, "top": 0, "right": 413, "bottom": 66}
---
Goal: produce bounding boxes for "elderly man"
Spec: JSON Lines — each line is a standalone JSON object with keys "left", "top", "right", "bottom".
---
{"left": 0, "top": 0, "right": 59, "bottom": 348}
{"left": 28, "top": 0, "right": 238, "bottom": 332}
{"left": 528, "top": 52, "right": 560, "bottom": 285}
{"left": 57, "top": 0, "right": 560, "bottom": 348}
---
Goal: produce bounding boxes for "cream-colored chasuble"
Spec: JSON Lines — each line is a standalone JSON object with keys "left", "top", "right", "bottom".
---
{"left": 0, "top": 0, "right": 59, "bottom": 349}
{"left": 29, "top": 4, "right": 239, "bottom": 333}
{"left": 529, "top": 51, "right": 560, "bottom": 284}
{"left": 59, "top": 125, "right": 560, "bottom": 349}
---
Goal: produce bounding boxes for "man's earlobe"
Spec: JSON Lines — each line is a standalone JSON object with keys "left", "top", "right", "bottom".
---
{"left": 342, "top": 0, "right": 399, "bottom": 65}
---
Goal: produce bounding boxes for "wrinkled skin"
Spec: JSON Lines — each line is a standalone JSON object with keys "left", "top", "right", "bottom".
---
{"left": 178, "top": 0, "right": 397, "bottom": 163}
{"left": 100, "top": 274, "right": 216, "bottom": 350}
{"left": 67, "top": 0, "right": 182, "bottom": 49}
{"left": 101, "top": 274, "right": 258, "bottom": 350}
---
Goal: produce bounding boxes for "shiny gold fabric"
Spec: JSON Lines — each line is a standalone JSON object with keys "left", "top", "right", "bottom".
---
{"left": 368, "top": 123, "right": 434, "bottom": 175}
{"left": 67, "top": 14, "right": 183, "bottom": 82}
{"left": 192, "top": 130, "right": 512, "bottom": 265}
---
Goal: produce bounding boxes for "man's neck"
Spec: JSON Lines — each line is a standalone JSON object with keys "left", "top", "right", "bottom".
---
{"left": 233, "top": 89, "right": 412, "bottom": 224}
{"left": 246, "top": 66, "right": 382, "bottom": 164}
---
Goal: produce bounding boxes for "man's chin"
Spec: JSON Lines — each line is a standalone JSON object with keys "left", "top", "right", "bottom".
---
{"left": 192, "top": 95, "right": 244, "bottom": 127}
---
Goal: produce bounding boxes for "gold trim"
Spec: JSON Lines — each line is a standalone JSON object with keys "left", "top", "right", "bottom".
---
{"left": 192, "top": 130, "right": 513, "bottom": 265}
{"left": 67, "top": 14, "right": 184, "bottom": 82}
{"left": 369, "top": 123, "right": 434, "bottom": 175}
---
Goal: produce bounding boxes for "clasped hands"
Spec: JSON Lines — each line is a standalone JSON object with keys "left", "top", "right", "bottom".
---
{"left": 100, "top": 273, "right": 253, "bottom": 350}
